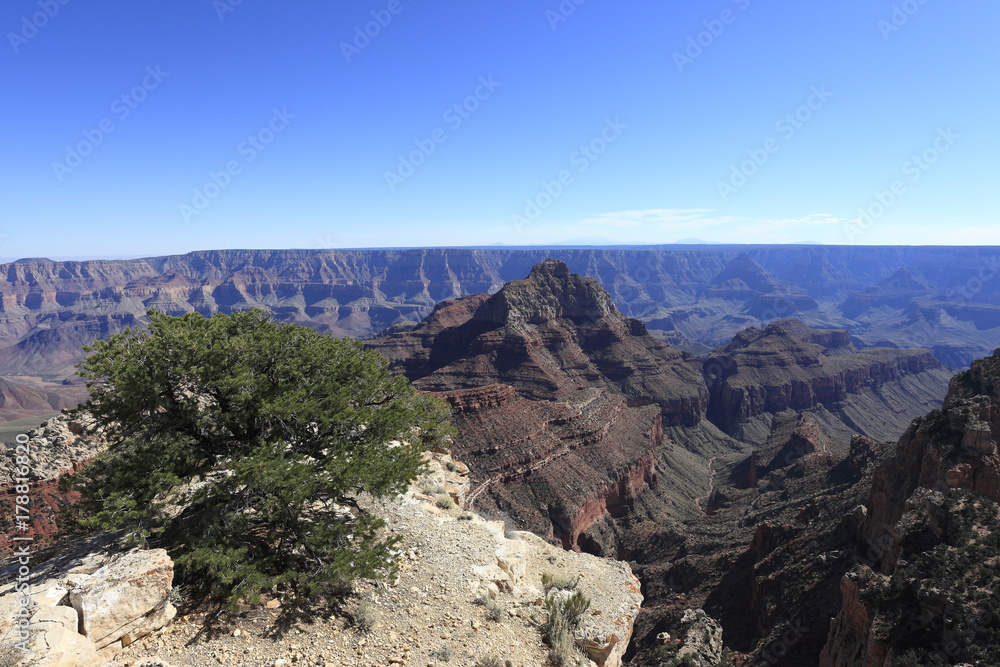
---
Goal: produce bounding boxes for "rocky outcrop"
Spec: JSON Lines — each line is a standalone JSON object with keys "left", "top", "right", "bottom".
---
{"left": 370, "top": 261, "right": 734, "bottom": 553}
{"left": 375, "top": 454, "right": 645, "bottom": 667}
{"left": 0, "top": 414, "right": 105, "bottom": 486}
{"left": 821, "top": 351, "right": 1000, "bottom": 666}
{"left": 656, "top": 609, "right": 725, "bottom": 666}
{"left": 817, "top": 567, "right": 890, "bottom": 667}
{"left": 0, "top": 542, "right": 176, "bottom": 666}
{"left": 511, "top": 529, "right": 643, "bottom": 667}
{"left": 0, "top": 414, "right": 106, "bottom": 553}
{"left": 860, "top": 351, "right": 1000, "bottom": 561}
{"left": 704, "top": 320, "right": 951, "bottom": 443}
{"left": 69, "top": 549, "right": 176, "bottom": 651}
{"left": 760, "top": 319, "right": 854, "bottom": 353}
{"left": 371, "top": 259, "right": 710, "bottom": 427}
{"left": 756, "top": 411, "right": 842, "bottom": 477}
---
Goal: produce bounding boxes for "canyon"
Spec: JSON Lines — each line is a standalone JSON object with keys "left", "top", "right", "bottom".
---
{"left": 3, "top": 250, "right": 999, "bottom": 665}
{"left": 1, "top": 246, "right": 999, "bottom": 384}
{"left": 365, "top": 259, "right": 979, "bottom": 665}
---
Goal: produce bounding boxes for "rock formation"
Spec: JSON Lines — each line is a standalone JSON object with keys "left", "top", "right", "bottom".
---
{"left": 2, "top": 246, "right": 1000, "bottom": 379}
{"left": 0, "top": 414, "right": 106, "bottom": 553}
{"left": 370, "top": 259, "right": 735, "bottom": 554}
{"left": 704, "top": 319, "right": 952, "bottom": 443}
{"left": 0, "top": 542, "right": 175, "bottom": 666}
{"left": 371, "top": 258, "right": 709, "bottom": 425}
{"left": 820, "top": 350, "right": 1000, "bottom": 666}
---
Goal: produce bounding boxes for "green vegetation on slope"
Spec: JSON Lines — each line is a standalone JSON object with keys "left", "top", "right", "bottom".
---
{"left": 63, "top": 309, "right": 454, "bottom": 607}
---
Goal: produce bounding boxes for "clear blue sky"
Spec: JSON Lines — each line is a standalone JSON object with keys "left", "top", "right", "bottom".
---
{"left": 2, "top": 0, "right": 998, "bottom": 259}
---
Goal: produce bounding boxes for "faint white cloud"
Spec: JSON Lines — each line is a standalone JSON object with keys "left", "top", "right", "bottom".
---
{"left": 516, "top": 209, "right": 942, "bottom": 246}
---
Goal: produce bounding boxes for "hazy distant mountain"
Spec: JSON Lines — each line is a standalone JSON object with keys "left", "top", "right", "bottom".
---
{"left": 0, "top": 246, "right": 998, "bottom": 379}
{"left": 674, "top": 237, "right": 721, "bottom": 244}
{"left": 554, "top": 235, "right": 629, "bottom": 246}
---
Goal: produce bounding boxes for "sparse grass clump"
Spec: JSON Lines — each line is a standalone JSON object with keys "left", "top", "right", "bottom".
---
{"left": 419, "top": 479, "right": 447, "bottom": 496}
{"left": 541, "top": 571, "right": 581, "bottom": 593}
{"left": 474, "top": 656, "right": 504, "bottom": 667}
{"left": 476, "top": 592, "right": 506, "bottom": 622}
{"left": 347, "top": 600, "right": 379, "bottom": 633}
{"left": 435, "top": 493, "right": 455, "bottom": 510}
{"left": 543, "top": 590, "right": 591, "bottom": 666}
{"left": 429, "top": 645, "right": 453, "bottom": 661}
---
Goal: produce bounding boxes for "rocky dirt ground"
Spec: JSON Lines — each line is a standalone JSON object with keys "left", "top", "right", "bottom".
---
{"left": 110, "top": 454, "right": 641, "bottom": 667}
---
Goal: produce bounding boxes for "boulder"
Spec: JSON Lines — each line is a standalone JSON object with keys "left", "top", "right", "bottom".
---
{"left": 69, "top": 548, "right": 175, "bottom": 650}
{"left": 27, "top": 605, "right": 103, "bottom": 667}
{"left": 0, "top": 543, "right": 177, "bottom": 666}
{"left": 674, "top": 608, "right": 724, "bottom": 666}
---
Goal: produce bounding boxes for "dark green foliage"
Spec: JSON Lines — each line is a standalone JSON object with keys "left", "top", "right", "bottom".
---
{"left": 64, "top": 309, "right": 454, "bottom": 607}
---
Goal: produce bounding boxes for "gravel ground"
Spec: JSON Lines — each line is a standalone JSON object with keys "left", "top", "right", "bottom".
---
{"left": 112, "top": 459, "right": 569, "bottom": 667}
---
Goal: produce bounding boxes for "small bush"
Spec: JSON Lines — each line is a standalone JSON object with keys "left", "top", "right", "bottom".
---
{"left": 429, "top": 645, "right": 453, "bottom": 661}
{"left": 489, "top": 603, "right": 505, "bottom": 622}
{"left": 475, "top": 592, "right": 506, "bottom": 621}
{"left": 347, "top": 600, "right": 379, "bottom": 633}
{"left": 458, "top": 512, "right": 474, "bottom": 521}
{"left": 167, "top": 584, "right": 189, "bottom": 606}
{"left": 541, "top": 572, "right": 580, "bottom": 593}
{"left": 474, "top": 656, "right": 503, "bottom": 667}
{"left": 543, "top": 590, "right": 591, "bottom": 666}
{"left": 435, "top": 493, "right": 455, "bottom": 510}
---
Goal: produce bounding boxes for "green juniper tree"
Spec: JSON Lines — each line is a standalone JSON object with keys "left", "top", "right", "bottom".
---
{"left": 64, "top": 309, "right": 453, "bottom": 607}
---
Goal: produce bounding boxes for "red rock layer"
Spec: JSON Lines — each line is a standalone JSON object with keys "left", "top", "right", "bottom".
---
{"left": 370, "top": 259, "right": 709, "bottom": 428}
{"left": 705, "top": 321, "right": 944, "bottom": 435}
{"left": 435, "top": 384, "right": 663, "bottom": 552}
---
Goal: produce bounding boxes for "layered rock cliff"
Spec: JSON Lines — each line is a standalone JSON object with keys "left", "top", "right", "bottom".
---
{"left": 436, "top": 385, "right": 664, "bottom": 552}
{"left": 369, "top": 260, "right": 737, "bottom": 557}
{"left": 3, "top": 246, "right": 1000, "bottom": 380}
{"left": 705, "top": 320, "right": 952, "bottom": 443}
{"left": 370, "top": 259, "right": 710, "bottom": 427}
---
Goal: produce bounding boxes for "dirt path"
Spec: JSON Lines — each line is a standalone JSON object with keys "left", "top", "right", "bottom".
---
{"left": 695, "top": 456, "right": 718, "bottom": 513}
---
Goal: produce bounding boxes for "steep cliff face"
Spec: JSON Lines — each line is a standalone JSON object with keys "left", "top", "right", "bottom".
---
{"left": 820, "top": 351, "right": 1000, "bottom": 666}
{"left": 705, "top": 320, "right": 952, "bottom": 443}
{"left": 860, "top": 351, "right": 1000, "bottom": 557}
{"left": 370, "top": 260, "right": 740, "bottom": 557}
{"left": 437, "top": 385, "right": 663, "bottom": 552}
